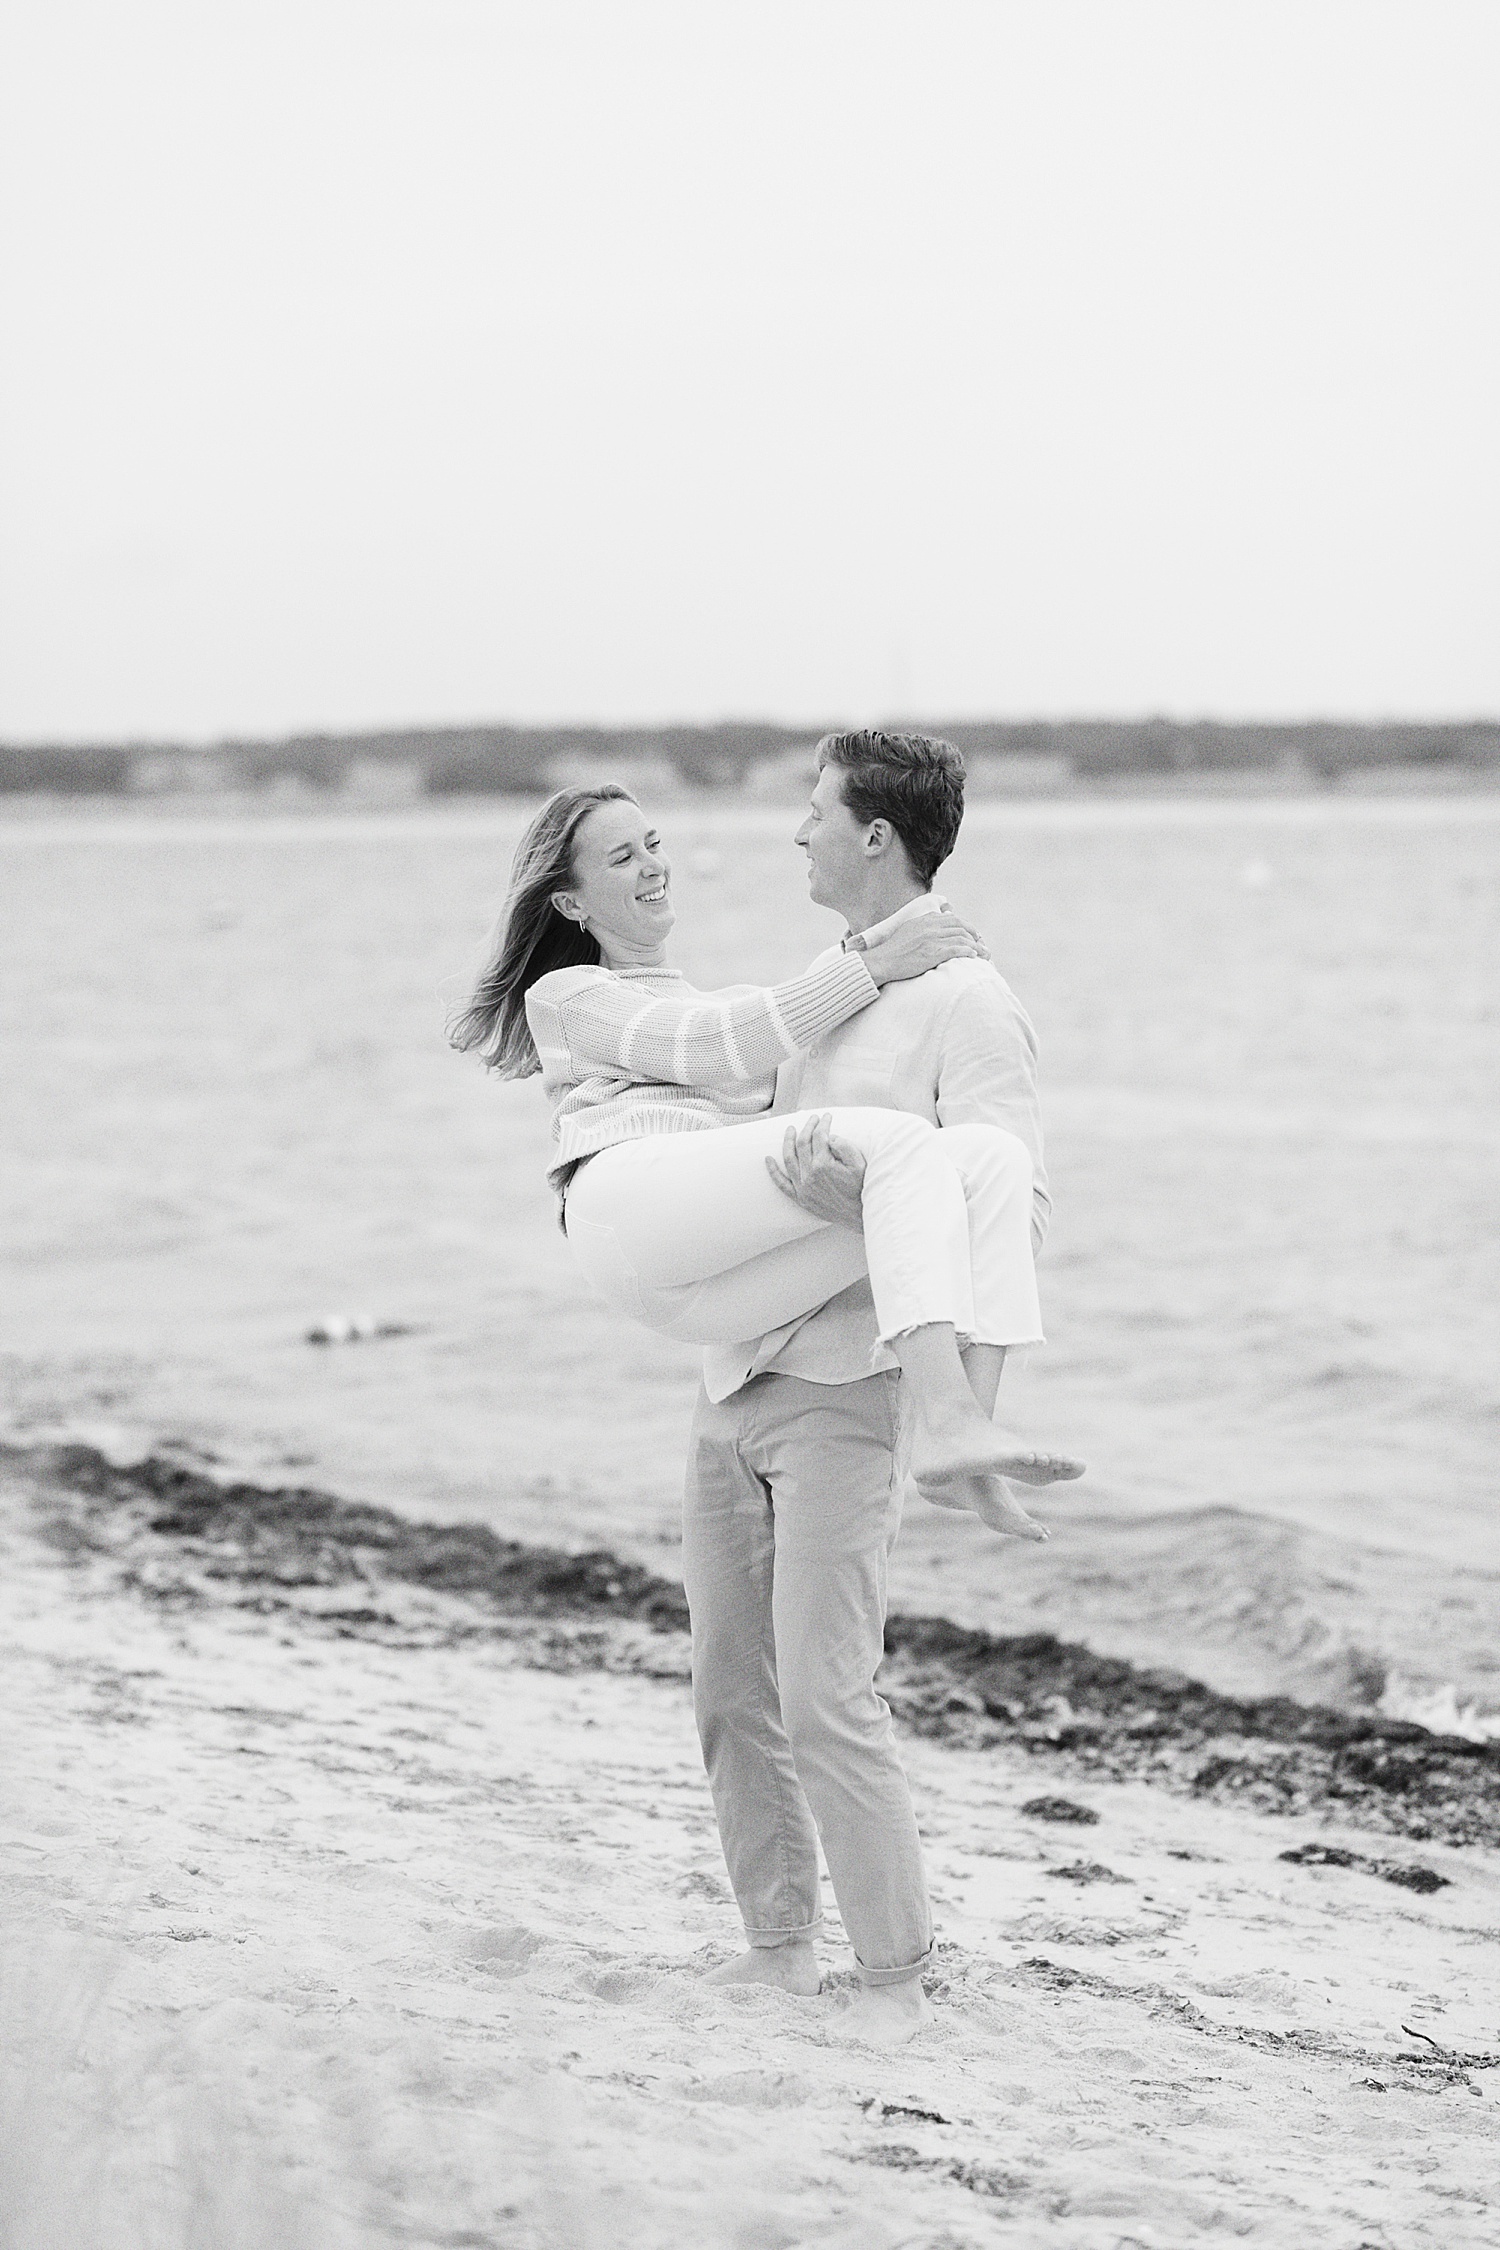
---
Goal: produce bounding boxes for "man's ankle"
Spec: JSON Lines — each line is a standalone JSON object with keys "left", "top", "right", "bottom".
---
{"left": 843, "top": 1976, "right": 935, "bottom": 2045}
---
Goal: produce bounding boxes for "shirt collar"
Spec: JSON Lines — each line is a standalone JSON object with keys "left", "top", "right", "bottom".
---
{"left": 847, "top": 891, "right": 948, "bottom": 948}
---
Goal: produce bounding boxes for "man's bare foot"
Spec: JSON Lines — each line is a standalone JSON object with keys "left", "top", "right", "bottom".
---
{"left": 911, "top": 1407, "right": 1085, "bottom": 1492}
{"left": 840, "top": 1979, "right": 935, "bottom": 2047}
{"left": 703, "top": 1942, "right": 821, "bottom": 1996}
{"left": 924, "top": 1473, "right": 1049, "bottom": 1542}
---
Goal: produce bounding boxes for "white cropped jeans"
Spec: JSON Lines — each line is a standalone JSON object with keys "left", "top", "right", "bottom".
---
{"left": 563, "top": 1108, "right": 1043, "bottom": 1352}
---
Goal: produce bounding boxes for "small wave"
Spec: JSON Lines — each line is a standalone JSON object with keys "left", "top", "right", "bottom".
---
{"left": 1378, "top": 1673, "right": 1500, "bottom": 1743}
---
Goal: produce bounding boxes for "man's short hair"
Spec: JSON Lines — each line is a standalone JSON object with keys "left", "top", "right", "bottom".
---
{"left": 816, "top": 729, "right": 966, "bottom": 887}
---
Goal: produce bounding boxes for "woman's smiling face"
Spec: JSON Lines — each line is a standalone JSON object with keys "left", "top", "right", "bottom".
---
{"left": 554, "top": 798, "right": 674, "bottom": 958}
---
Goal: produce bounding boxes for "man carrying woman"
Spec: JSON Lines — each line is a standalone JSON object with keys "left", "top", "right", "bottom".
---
{"left": 451, "top": 728, "right": 1076, "bottom": 2044}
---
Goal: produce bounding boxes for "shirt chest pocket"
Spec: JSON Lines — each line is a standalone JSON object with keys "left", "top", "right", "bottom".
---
{"left": 827, "top": 1043, "right": 900, "bottom": 1105}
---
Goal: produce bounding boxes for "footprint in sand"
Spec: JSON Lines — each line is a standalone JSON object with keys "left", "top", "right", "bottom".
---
{"left": 694, "top": 2070, "right": 815, "bottom": 2109}
{"left": 583, "top": 1964, "right": 668, "bottom": 2003}
{"left": 450, "top": 1924, "right": 547, "bottom": 1974}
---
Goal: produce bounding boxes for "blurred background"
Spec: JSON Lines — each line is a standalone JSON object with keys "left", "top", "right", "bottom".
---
{"left": 3, "top": 1, "right": 1498, "bottom": 1723}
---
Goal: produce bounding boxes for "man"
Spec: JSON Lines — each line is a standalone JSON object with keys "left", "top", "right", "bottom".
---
{"left": 681, "top": 729, "right": 1054, "bottom": 2046}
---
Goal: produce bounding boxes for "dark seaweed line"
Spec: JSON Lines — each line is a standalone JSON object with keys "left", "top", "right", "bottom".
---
{"left": 13, "top": 1442, "right": 1500, "bottom": 1849}
{"left": 1014, "top": 1957, "right": 1498, "bottom": 2083}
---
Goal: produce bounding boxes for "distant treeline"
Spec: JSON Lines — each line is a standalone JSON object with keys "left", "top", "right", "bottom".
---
{"left": 2, "top": 718, "right": 1497, "bottom": 796}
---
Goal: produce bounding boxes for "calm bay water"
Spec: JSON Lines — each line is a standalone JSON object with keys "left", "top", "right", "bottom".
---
{"left": 3, "top": 793, "right": 1497, "bottom": 1719}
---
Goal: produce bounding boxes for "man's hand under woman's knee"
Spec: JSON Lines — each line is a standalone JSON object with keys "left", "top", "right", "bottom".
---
{"left": 766, "top": 1113, "right": 867, "bottom": 1226}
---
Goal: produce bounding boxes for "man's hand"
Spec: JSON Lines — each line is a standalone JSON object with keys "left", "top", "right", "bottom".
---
{"left": 766, "top": 1113, "right": 867, "bottom": 1226}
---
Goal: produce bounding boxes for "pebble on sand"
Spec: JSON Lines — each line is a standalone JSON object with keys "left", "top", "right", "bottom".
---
{"left": 1020, "top": 1796, "right": 1101, "bottom": 1825}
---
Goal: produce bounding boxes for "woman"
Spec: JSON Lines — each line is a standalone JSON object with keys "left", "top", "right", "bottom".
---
{"left": 450, "top": 786, "right": 1082, "bottom": 1523}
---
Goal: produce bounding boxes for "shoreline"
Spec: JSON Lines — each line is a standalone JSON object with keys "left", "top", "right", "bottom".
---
{"left": 16, "top": 1440, "right": 1500, "bottom": 1855}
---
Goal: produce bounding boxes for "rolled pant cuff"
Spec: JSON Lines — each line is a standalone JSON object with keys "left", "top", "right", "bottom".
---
{"left": 855, "top": 1943, "right": 933, "bottom": 1988}
{"left": 745, "top": 1918, "right": 821, "bottom": 1949}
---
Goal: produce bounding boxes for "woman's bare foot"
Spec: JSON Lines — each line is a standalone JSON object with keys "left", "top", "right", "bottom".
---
{"left": 924, "top": 1474, "right": 1049, "bottom": 1542}
{"left": 840, "top": 1979, "right": 935, "bottom": 2047}
{"left": 910, "top": 1405, "right": 1085, "bottom": 1492}
{"left": 703, "top": 1942, "right": 821, "bottom": 1996}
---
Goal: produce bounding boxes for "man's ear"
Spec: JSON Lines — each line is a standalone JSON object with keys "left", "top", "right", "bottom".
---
{"left": 863, "top": 819, "right": 894, "bottom": 859}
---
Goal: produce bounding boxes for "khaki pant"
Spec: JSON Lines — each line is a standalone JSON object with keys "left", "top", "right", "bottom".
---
{"left": 680, "top": 1369, "right": 933, "bottom": 1986}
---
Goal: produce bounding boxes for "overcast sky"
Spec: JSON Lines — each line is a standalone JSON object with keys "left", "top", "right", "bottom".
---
{"left": 2, "top": 1, "right": 1496, "bottom": 741}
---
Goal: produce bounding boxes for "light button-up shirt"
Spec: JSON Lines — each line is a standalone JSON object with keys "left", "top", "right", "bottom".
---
{"left": 700, "top": 891, "right": 1050, "bottom": 1402}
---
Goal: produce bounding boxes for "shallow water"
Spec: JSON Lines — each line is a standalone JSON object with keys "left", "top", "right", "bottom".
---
{"left": 2, "top": 793, "right": 1497, "bottom": 1716}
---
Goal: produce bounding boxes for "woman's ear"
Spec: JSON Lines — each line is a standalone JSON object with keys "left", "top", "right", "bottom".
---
{"left": 551, "top": 890, "right": 582, "bottom": 925}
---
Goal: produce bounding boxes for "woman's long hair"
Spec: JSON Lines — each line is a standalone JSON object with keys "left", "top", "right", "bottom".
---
{"left": 447, "top": 784, "right": 637, "bottom": 1076}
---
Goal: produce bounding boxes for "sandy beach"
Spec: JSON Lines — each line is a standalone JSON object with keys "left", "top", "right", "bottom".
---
{"left": 5, "top": 1439, "right": 1498, "bottom": 2249}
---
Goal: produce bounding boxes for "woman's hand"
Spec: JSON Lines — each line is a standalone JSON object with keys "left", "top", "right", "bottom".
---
{"left": 858, "top": 907, "right": 988, "bottom": 987}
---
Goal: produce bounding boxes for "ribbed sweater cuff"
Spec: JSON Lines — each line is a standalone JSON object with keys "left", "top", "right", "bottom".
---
{"left": 776, "top": 950, "right": 879, "bottom": 1048}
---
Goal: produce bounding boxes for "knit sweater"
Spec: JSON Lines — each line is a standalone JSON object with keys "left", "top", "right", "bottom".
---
{"left": 524, "top": 951, "right": 882, "bottom": 1192}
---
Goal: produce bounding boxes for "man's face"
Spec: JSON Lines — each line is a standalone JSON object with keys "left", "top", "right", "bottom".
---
{"left": 794, "top": 761, "right": 870, "bottom": 913}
